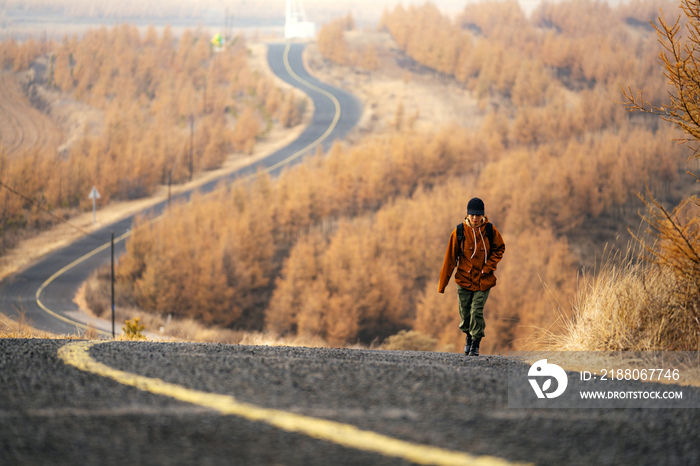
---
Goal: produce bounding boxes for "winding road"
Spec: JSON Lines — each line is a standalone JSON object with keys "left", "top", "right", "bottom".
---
{"left": 0, "top": 42, "right": 361, "bottom": 336}
{"left": 1, "top": 43, "right": 699, "bottom": 466}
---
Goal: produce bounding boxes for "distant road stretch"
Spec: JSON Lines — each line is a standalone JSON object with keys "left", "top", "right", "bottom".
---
{"left": 0, "top": 43, "right": 361, "bottom": 335}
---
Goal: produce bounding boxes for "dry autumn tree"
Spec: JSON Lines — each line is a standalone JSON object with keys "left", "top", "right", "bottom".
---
{"left": 622, "top": 0, "right": 700, "bottom": 286}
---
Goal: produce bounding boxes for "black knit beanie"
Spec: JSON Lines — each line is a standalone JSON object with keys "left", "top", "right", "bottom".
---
{"left": 467, "top": 198, "right": 485, "bottom": 215}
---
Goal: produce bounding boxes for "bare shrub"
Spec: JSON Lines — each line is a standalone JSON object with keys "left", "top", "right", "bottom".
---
{"left": 632, "top": 194, "right": 700, "bottom": 288}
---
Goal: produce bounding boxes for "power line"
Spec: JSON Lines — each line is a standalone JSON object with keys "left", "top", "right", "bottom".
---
{"left": 0, "top": 179, "right": 108, "bottom": 242}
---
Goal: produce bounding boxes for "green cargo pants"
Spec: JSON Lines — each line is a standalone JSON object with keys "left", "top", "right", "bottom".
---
{"left": 457, "top": 285, "right": 490, "bottom": 339}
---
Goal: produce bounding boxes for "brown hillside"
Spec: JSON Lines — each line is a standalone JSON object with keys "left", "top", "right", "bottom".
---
{"left": 0, "top": 73, "right": 63, "bottom": 156}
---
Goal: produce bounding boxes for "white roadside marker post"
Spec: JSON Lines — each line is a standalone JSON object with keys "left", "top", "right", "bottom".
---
{"left": 88, "top": 186, "right": 101, "bottom": 225}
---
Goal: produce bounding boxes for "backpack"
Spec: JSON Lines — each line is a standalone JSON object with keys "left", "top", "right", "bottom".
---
{"left": 456, "top": 222, "right": 494, "bottom": 260}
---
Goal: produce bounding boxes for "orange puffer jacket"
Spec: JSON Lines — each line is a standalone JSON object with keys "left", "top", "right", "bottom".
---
{"left": 438, "top": 217, "right": 505, "bottom": 293}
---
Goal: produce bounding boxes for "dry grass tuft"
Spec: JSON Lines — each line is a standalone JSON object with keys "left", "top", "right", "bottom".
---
{"left": 0, "top": 310, "right": 84, "bottom": 340}
{"left": 237, "top": 331, "right": 329, "bottom": 348}
{"left": 542, "top": 247, "right": 700, "bottom": 352}
{"left": 119, "top": 317, "right": 146, "bottom": 341}
{"left": 380, "top": 330, "right": 438, "bottom": 352}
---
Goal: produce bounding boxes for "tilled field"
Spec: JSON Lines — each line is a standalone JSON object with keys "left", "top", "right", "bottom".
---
{"left": 0, "top": 339, "right": 698, "bottom": 465}
{"left": 0, "top": 74, "right": 63, "bottom": 156}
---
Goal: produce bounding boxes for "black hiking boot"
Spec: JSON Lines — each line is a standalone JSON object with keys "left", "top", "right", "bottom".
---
{"left": 464, "top": 333, "right": 472, "bottom": 354}
{"left": 468, "top": 338, "right": 481, "bottom": 356}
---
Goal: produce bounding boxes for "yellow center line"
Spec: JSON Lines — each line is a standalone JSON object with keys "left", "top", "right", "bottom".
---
{"left": 58, "top": 341, "right": 530, "bottom": 466}
{"left": 34, "top": 42, "right": 341, "bottom": 333}
{"left": 35, "top": 230, "right": 132, "bottom": 337}
{"left": 260, "top": 41, "right": 342, "bottom": 174}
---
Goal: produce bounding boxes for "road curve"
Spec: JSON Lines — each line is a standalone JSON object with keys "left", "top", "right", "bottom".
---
{"left": 0, "top": 43, "right": 361, "bottom": 336}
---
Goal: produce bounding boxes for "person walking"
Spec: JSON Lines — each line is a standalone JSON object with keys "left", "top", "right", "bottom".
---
{"left": 438, "top": 198, "right": 505, "bottom": 356}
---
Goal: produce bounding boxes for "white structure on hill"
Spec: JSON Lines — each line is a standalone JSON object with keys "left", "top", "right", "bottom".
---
{"left": 285, "top": 0, "right": 315, "bottom": 39}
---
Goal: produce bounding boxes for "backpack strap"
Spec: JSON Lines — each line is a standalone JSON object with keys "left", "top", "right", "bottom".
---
{"left": 456, "top": 223, "right": 465, "bottom": 260}
{"left": 485, "top": 222, "right": 494, "bottom": 252}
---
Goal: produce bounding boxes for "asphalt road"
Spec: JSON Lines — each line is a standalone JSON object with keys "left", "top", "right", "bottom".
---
{"left": 1, "top": 339, "right": 698, "bottom": 465}
{"left": 0, "top": 42, "right": 361, "bottom": 336}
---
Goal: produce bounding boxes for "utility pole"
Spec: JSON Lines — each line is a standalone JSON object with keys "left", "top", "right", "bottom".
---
{"left": 189, "top": 115, "right": 194, "bottom": 181}
{"left": 167, "top": 170, "right": 172, "bottom": 208}
{"left": 203, "top": 81, "right": 207, "bottom": 115}
{"left": 111, "top": 231, "right": 115, "bottom": 339}
{"left": 225, "top": 9, "right": 234, "bottom": 43}
{"left": 225, "top": 8, "right": 229, "bottom": 43}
